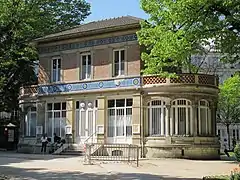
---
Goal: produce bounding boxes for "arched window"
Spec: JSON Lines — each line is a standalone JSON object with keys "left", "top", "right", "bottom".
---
{"left": 171, "top": 99, "right": 192, "bottom": 135}
{"left": 198, "top": 100, "right": 210, "bottom": 135}
{"left": 148, "top": 100, "right": 166, "bottom": 136}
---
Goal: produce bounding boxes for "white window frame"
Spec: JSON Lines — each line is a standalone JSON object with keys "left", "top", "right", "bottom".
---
{"left": 80, "top": 53, "right": 92, "bottom": 80}
{"left": 51, "top": 57, "right": 61, "bottom": 83}
{"left": 45, "top": 102, "right": 67, "bottom": 139}
{"left": 107, "top": 99, "right": 132, "bottom": 138}
{"left": 198, "top": 100, "right": 210, "bottom": 135}
{"left": 25, "top": 106, "right": 37, "bottom": 137}
{"left": 113, "top": 49, "right": 125, "bottom": 77}
{"left": 148, "top": 100, "right": 166, "bottom": 136}
{"left": 171, "top": 99, "right": 192, "bottom": 135}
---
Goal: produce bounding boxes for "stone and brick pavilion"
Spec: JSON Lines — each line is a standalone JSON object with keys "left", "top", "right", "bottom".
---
{"left": 18, "top": 16, "right": 220, "bottom": 159}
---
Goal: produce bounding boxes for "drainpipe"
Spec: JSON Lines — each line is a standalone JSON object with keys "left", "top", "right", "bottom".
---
{"left": 140, "top": 89, "right": 144, "bottom": 158}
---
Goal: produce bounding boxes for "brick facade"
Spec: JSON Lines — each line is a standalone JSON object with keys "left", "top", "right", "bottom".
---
{"left": 93, "top": 48, "right": 111, "bottom": 79}
{"left": 62, "top": 53, "right": 78, "bottom": 82}
{"left": 38, "top": 30, "right": 141, "bottom": 83}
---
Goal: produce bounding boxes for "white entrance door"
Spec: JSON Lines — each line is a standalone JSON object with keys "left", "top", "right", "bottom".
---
{"left": 75, "top": 100, "right": 97, "bottom": 144}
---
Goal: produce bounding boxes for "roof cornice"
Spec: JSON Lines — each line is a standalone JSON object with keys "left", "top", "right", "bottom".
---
{"left": 35, "top": 20, "right": 141, "bottom": 44}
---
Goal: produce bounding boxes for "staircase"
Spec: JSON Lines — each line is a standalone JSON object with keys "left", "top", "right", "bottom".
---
{"left": 53, "top": 132, "right": 97, "bottom": 156}
{"left": 59, "top": 144, "right": 85, "bottom": 156}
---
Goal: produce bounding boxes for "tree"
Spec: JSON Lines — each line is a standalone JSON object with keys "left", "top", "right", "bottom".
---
{"left": 217, "top": 74, "right": 240, "bottom": 150}
{"left": 0, "top": 0, "right": 91, "bottom": 113}
{"left": 137, "top": 0, "right": 240, "bottom": 76}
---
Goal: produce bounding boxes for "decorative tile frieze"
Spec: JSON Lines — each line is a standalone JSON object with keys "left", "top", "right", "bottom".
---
{"left": 38, "top": 77, "right": 141, "bottom": 95}
{"left": 38, "top": 34, "right": 138, "bottom": 54}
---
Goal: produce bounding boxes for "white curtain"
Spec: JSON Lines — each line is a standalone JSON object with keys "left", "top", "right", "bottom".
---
{"left": 47, "top": 112, "right": 53, "bottom": 137}
{"left": 108, "top": 109, "right": 115, "bottom": 137}
{"left": 54, "top": 112, "right": 61, "bottom": 137}
{"left": 116, "top": 109, "right": 124, "bottom": 136}
{"left": 126, "top": 108, "right": 132, "bottom": 136}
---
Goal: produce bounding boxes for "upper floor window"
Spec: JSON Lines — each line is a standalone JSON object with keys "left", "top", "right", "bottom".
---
{"left": 81, "top": 53, "right": 91, "bottom": 80}
{"left": 113, "top": 49, "right": 125, "bottom": 77}
{"left": 52, "top": 58, "right": 61, "bottom": 82}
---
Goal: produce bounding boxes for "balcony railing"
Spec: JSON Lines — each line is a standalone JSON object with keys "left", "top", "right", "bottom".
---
{"left": 19, "top": 85, "right": 38, "bottom": 98}
{"left": 143, "top": 74, "right": 218, "bottom": 86}
{"left": 19, "top": 74, "right": 218, "bottom": 98}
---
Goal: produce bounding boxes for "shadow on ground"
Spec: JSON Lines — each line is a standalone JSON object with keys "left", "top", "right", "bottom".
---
{"left": 0, "top": 152, "right": 237, "bottom": 180}
{"left": 0, "top": 151, "right": 80, "bottom": 166}
{"left": 0, "top": 166, "right": 201, "bottom": 180}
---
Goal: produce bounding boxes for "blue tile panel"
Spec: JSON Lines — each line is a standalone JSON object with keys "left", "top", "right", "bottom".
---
{"left": 38, "top": 77, "right": 141, "bottom": 95}
{"left": 38, "top": 34, "right": 138, "bottom": 54}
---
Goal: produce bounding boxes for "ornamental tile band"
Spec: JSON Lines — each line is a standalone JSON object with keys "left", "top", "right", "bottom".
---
{"left": 38, "top": 34, "right": 138, "bottom": 54}
{"left": 38, "top": 77, "right": 141, "bottom": 95}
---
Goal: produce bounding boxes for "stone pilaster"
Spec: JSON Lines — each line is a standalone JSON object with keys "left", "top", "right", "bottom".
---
{"left": 66, "top": 99, "right": 75, "bottom": 141}
{"left": 170, "top": 107, "right": 174, "bottom": 136}
{"left": 192, "top": 104, "right": 198, "bottom": 136}
{"left": 96, "top": 96, "right": 107, "bottom": 143}
{"left": 36, "top": 101, "right": 46, "bottom": 133}
{"left": 66, "top": 99, "right": 74, "bottom": 125}
{"left": 132, "top": 93, "right": 141, "bottom": 145}
{"left": 165, "top": 105, "right": 170, "bottom": 136}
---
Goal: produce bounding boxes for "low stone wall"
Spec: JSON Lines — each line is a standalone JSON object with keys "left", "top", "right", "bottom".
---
{"left": 144, "top": 136, "right": 220, "bottom": 160}
{"left": 17, "top": 138, "right": 52, "bottom": 154}
{"left": 17, "top": 143, "right": 52, "bottom": 154}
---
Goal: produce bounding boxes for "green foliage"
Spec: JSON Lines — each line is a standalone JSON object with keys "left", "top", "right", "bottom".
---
{"left": 203, "top": 175, "right": 229, "bottom": 180}
{"left": 217, "top": 74, "right": 240, "bottom": 149}
{"left": 0, "top": 0, "right": 91, "bottom": 39}
{"left": 217, "top": 74, "right": 240, "bottom": 125}
{"left": 230, "top": 172, "right": 240, "bottom": 180}
{"left": 0, "top": 0, "right": 91, "bottom": 112}
{"left": 137, "top": 0, "right": 240, "bottom": 76}
{"left": 234, "top": 144, "right": 240, "bottom": 162}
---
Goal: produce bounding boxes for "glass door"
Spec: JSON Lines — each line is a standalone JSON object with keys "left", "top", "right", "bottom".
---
{"left": 75, "top": 100, "right": 97, "bottom": 144}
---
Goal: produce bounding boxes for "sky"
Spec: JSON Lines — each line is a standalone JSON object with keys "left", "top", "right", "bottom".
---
{"left": 85, "top": 0, "right": 148, "bottom": 22}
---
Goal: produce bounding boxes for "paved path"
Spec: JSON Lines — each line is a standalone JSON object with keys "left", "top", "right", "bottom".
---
{"left": 0, "top": 152, "right": 237, "bottom": 180}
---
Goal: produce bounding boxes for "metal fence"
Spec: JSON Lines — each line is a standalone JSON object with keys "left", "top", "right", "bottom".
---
{"left": 84, "top": 143, "right": 139, "bottom": 167}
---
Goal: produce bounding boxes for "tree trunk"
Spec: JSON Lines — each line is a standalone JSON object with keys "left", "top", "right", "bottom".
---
{"left": 226, "top": 124, "right": 231, "bottom": 150}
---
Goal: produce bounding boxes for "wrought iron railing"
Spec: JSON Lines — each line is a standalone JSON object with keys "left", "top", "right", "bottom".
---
{"left": 84, "top": 143, "right": 139, "bottom": 167}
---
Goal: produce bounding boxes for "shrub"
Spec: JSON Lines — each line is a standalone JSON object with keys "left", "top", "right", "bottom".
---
{"left": 202, "top": 175, "right": 229, "bottom": 180}
{"left": 234, "top": 144, "right": 240, "bottom": 162}
{"left": 229, "top": 167, "right": 240, "bottom": 180}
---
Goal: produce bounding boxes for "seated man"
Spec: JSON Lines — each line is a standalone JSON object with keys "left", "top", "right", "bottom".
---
{"left": 54, "top": 133, "right": 61, "bottom": 144}
{"left": 51, "top": 133, "right": 61, "bottom": 152}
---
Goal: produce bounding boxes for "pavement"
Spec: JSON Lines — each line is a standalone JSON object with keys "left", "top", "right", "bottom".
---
{"left": 0, "top": 152, "right": 237, "bottom": 180}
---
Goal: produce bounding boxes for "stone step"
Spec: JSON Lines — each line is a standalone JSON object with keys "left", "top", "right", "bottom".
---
{"left": 61, "top": 150, "right": 85, "bottom": 156}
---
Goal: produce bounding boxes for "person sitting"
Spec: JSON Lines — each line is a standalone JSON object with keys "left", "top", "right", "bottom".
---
{"left": 50, "top": 133, "right": 61, "bottom": 152}
{"left": 54, "top": 133, "right": 61, "bottom": 144}
{"left": 223, "top": 138, "right": 230, "bottom": 157}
